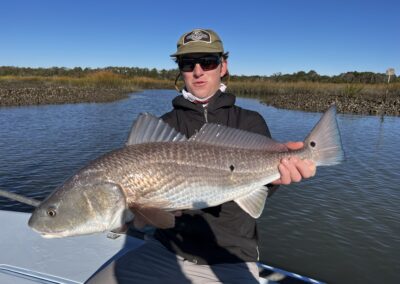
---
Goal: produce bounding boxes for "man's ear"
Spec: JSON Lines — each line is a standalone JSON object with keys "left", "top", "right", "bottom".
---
{"left": 220, "top": 59, "right": 228, "bottom": 78}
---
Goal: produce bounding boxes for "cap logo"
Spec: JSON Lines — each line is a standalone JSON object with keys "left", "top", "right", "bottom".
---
{"left": 183, "top": 30, "right": 211, "bottom": 45}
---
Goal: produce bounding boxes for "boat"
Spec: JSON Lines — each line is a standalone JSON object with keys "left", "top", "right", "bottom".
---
{"left": 0, "top": 210, "right": 324, "bottom": 284}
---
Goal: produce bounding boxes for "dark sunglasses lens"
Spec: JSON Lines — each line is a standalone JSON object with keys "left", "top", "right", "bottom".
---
{"left": 200, "top": 57, "right": 220, "bottom": 71}
{"left": 179, "top": 59, "right": 195, "bottom": 72}
{"left": 179, "top": 57, "right": 220, "bottom": 72}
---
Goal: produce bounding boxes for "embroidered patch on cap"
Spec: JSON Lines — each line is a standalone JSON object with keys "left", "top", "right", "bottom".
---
{"left": 183, "top": 30, "right": 211, "bottom": 45}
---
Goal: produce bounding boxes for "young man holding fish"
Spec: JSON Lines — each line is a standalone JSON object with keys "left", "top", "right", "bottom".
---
{"left": 88, "top": 29, "right": 317, "bottom": 283}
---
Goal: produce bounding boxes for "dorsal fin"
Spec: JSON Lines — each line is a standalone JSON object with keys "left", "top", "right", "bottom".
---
{"left": 126, "top": 113, "right": 187, "bottom": 145}
{"left": 189, "top": 123, "right": 288, "bottom": 152}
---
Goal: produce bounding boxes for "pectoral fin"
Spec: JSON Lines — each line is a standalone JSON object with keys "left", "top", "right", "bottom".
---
{"left": 234, "top": 186, "right": 270, "bottom": 218}
{"left": 129, "top": 202, "right": 176, "bottom": 229}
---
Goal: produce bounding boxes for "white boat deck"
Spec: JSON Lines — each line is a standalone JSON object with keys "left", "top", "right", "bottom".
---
{"left": 0, "top": 210, "right": 143, "bottom": 283}
{"left": 0, "top": 210, "right": 323, "bottom": 284}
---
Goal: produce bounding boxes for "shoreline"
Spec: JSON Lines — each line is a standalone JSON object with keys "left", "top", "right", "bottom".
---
{"left": 0, "top": 86, "right": 134, "bottom": 106}
{"left": 257, "top": 92, "right": 399, "bottom": 116}
{"left": 1, "top": 85, "right": 399, "bottom": 116}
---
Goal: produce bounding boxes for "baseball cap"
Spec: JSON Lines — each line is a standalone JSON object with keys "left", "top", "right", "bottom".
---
{"left": 171, "top": 29, "right": 224, "bottom": 57}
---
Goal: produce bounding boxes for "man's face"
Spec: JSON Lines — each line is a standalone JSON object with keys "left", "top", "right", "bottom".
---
{"left": 179, "top": 53, "right": 228, "bottom": 99}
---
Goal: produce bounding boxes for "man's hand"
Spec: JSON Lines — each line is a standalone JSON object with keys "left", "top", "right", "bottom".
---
{"left": 272, "top": 141, "right": 316, "bottom": 185}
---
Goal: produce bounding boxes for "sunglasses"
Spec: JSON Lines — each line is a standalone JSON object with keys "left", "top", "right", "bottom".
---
{"left": 178, "top": 56, "right": 221, "bottom": 72}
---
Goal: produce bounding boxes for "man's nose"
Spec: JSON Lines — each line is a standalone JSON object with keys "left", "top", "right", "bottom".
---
{"left": 193, "top": 63, "right": 204, "bottom": 77}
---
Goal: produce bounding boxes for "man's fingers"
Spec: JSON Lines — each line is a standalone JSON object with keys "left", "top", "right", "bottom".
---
{"left": 298, "top": 160, "right": 316, "bottom": 178}
{"left": 285, "top": 157, "right": 302, "bottom": 182}
{"left": 274, "top": 158, "right": 302, "bottom": 185}
{"left": 273, "top": 156, "right": 316, "bottom": 186}
{"left": 277, "top": 163, "right": 291, "bottom": 185}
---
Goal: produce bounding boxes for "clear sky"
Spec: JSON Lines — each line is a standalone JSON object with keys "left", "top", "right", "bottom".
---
{"left": 1, "top": 0, "right": 399, "bottom": 76}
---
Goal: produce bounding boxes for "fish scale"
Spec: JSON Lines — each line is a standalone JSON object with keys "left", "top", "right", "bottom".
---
{"left": 80, "top": 142, "right": 298, "bottom": 210}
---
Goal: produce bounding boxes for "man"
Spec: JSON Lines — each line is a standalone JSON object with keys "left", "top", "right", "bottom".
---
{"left": 87, "top": 28, "right": 315, "bottom": 284}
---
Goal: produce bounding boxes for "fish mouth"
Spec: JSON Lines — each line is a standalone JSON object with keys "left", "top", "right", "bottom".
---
{"left": 30, "top": 227, "right": 66, "bottom": 238}
{"left": 40, "top": 233, "right": 62, "bottom": 239}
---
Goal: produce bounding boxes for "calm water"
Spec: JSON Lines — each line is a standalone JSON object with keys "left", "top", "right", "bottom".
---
{"left": 0, "top": 90, "right": 399, "bottom": 283}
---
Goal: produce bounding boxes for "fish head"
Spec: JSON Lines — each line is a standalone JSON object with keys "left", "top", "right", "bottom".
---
{"left": 28, "top": 179, "right": 130, "bottom": 238}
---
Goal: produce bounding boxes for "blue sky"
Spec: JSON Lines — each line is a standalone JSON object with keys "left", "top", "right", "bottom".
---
{"left": 1, "top": 0, "right": 399, "bottom": 76}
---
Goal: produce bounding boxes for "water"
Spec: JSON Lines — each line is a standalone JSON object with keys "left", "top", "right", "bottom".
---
{"left": 1, "top": 90, "right": 399, "bottom": 283}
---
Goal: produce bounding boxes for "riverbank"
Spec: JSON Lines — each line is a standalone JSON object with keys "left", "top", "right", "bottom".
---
{"left": 1, "top": 75, "right": 399, "bottom": 116}
{"left": 257, "top": 92, "right": 399, "bottom": 116}
{"left": 0, "top": 74, "right": 172, "bottom": 106}
{"left": 228, "top": 81, "right": 400, "bottom": 116}
{"left": 0, "top": 86, "right": 132, "bottom": 106}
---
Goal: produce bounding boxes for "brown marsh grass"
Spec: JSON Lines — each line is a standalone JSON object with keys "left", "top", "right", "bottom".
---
{"left": 227, "top": 80, "right": 400, "bottom": 98}
{"left": 0, "top": 71, "right": 173, "bottom": 90}
{"left": 1, "top": 72, "right": 399, "bottom": 115}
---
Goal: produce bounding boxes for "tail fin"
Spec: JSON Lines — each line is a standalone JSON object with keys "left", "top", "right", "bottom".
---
{"left": 304, "top": 105, "right": 345, "bottom": 166}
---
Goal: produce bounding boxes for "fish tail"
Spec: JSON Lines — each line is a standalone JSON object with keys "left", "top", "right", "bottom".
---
{"left": 304, "top": 104, "right": 345, "bottom": 166}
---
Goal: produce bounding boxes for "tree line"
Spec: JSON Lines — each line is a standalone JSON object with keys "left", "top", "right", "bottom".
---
{"left": 0, "top": 66, "right": 397, "bottom": 84}
{"left": 0, "top": 66, "right": 178, "bottom": 80}
{"left": 231, "top": 70, "right": 398, "bottom": 84}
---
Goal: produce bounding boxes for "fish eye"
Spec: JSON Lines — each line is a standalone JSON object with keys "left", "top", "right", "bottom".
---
{"left": 310, "top": 141, "right": 316, "bottom": 147}
{"left": 47, "top": 208, "right": 57, "bottom": 217}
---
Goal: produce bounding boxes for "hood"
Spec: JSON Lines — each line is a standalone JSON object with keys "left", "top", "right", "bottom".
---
{"left": 171, "top": 90, "right": 236, "bottom": 113}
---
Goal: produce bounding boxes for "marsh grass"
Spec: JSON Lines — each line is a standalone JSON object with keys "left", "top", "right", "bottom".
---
{"left": 2, "top": 72, "right": 398, "bottom": 97}
{"left": 0, "top": 71, "right": 173, "bottom": 90}
{"left": 0, "top": 72, "right": 173, "bottom": 106}
{"left": 1, "top": 72, "right": 399, "bottom": 114}
{"left": 227, "top": 80, "right": 400, "bottom": 98}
